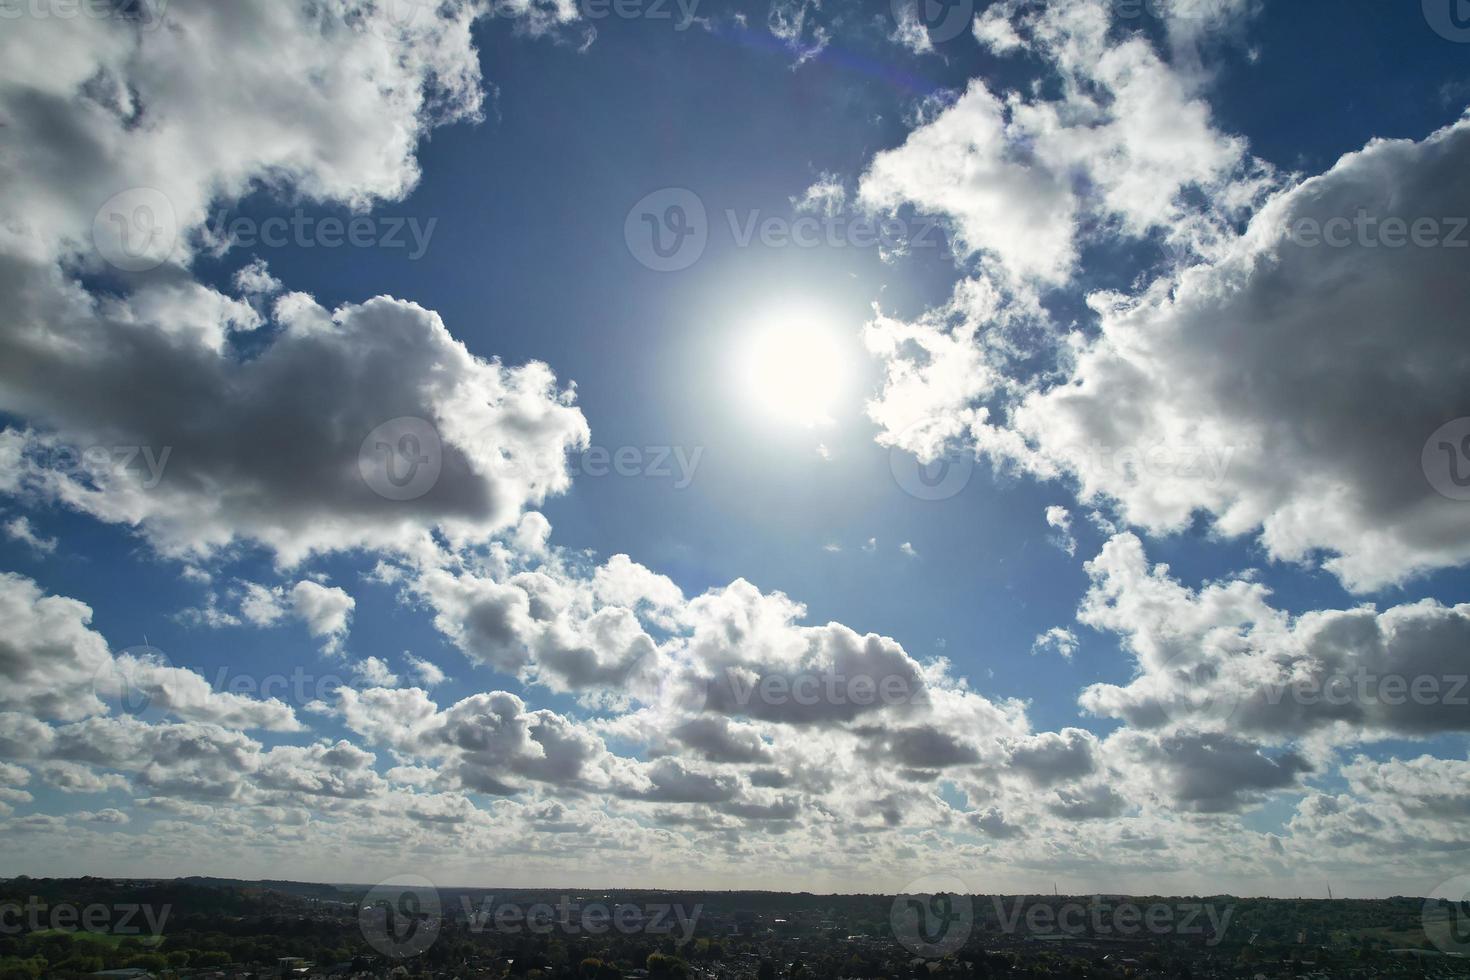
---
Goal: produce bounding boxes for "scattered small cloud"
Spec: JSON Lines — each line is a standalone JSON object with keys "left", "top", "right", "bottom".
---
{"left": 353, "top": 656, "right": 400, "bottom": 688}
{"left": 406, "top": 654, "right": 446, "bottom": 688}
{"left": 1045, "top": 506, "right": 1076, "bottom": 557}
{"left": 1032, "top": 627, "right": 1079, "bottom": 660}
{"left": 3, "top": 516, "right": 55, "bottom": 555}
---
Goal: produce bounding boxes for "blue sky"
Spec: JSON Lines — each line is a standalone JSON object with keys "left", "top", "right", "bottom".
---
{"left": 2, "top": 0, "right": 1470, "bottom": 901}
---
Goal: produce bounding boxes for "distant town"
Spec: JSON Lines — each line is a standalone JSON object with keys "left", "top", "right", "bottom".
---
{"left": 1, "top": 877, "right": 1467, "bottom": 980}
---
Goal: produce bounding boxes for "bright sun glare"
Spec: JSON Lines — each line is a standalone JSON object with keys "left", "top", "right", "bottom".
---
{"left": 737, "top": 309, "right": 852, "bottom": 428}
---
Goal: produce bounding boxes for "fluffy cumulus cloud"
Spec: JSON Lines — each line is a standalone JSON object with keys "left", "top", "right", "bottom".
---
{"left": 2, "top": 0, "right": 1467, "bottom": 898}
{"left": 0, "top": 0, "right": 589, "bottom": 565}
{"left": 861, "top": 0, "right": 1470, "bottom": 592}
{"left": 0, "top": 572, "right": 300, "bottom": 731}
{"left": 1077, "top": 533, "right": 1470, "bottom": 745}
{"left": 862, "top": 0, "right": 1258, "bottom": 288}
{"left": 240, "top": 580, "right": 357, "bottom": 653}
{"left": 987, "top": 121, "right": 1470, "bottom": 590}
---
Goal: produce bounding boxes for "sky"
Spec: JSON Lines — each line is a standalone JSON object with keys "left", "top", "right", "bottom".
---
{"left": 0, "top": 0, "right": 1469, "bottom": 900}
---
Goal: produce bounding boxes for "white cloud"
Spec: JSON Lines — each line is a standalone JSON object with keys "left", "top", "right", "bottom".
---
{"left": 3, "top": 516, "right": 56, "bottom": 555}
{"left": 1078, "top": 533, "right": 1470, "bottom": 744}
{"left": 0, "top": 0, "right": 589, "bottom": 566}
{"left": 353, "top": 657, "right": 401, "bottom": 688}
{"left": 237, "top": 580, "right": 355, "bottom": 653}
{"left": 863, "top": 0, "right": 1470, "bottom": 592}
{"left": 407, "top": 654, "right": 447, "bottom": 688}
{"left": 986, "top": 119, "right": 1470, "bottom": 590}
{"left": 1031, "top": 627, "right": 1079, "bottom": 660}
{"left": 1045, "top": 505, "right": 1076, "bottom": 556}
{"left": 289, "top": 582, "right": 357, "bottom": 654}
{"left": 766, "top": 0, "right": 829, "bottom": 65}
{"left": 0, "top": 572, "right": 299, "bottom": 731}
{"left": 38, "top": 761, "right": 130, "bottom": 795}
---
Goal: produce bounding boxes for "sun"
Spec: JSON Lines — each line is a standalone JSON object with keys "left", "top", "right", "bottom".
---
{"left": 736, "top": 307, "right": 854, "bottom": 428}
